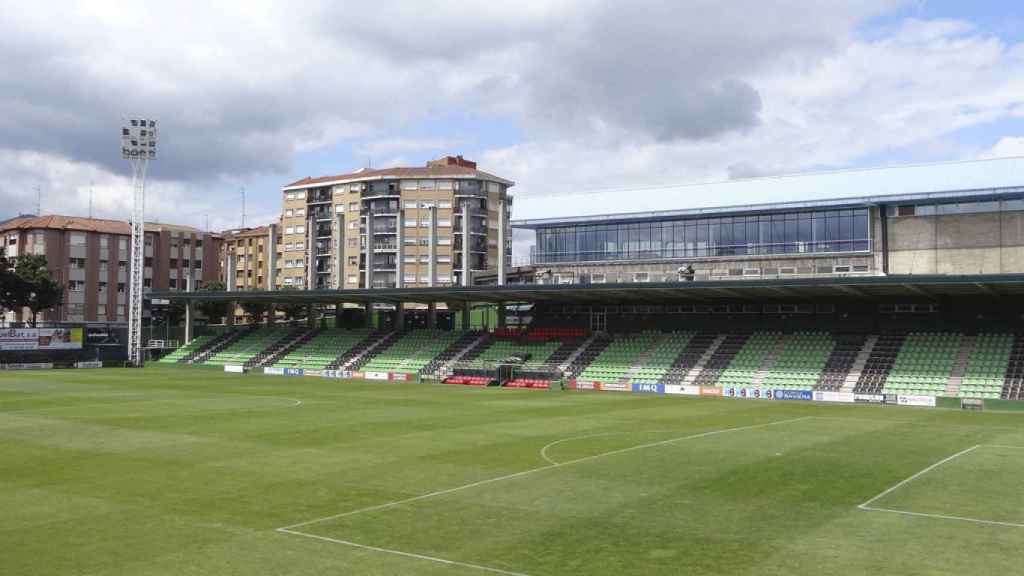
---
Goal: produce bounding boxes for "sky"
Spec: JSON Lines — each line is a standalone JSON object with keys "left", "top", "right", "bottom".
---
{"left": 1, "top": 0, "right": 1023, "bottom": 259}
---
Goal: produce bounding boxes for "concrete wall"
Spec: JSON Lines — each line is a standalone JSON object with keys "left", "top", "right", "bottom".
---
{"left": 887, "top": 211, "right": 1024, "bottom": 275}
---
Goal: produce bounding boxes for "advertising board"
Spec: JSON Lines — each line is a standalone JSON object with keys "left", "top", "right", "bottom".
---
{"left": 664, "top": 385, "right": 701, "bottom": 396}
{"left": 224, "top": 365, "right": 245, "bottom": 373}
{"left": 304, "top": 369, "right": 325, "bottom": 377}
{"left": 700, "top": 386, "right": 723, "bottom": 397}
{"left": 284, "top": 368, "right": 305, "bottom": 376}
{"left": 390, "top": 373, "right": 412, "bottom": 382}
{"left": 1, "top": 362, "right": 53, "bottom": 370}
{"left": 854, "top": 393, "right": 884, "bottom": 403}
{"left": 75, "top": 361, "right": 103, "bottom": 369}
{"left": 364, "top": 371, "right": 390, "bottom": 380}
{"left": 600, "top": 381, "right": 631, "bottom": 392}
{"left": 813, "top": 391, "right": 856, "bottom": 403}
{"left": 772, "top": 389, "right": 813, "bottom": 401}
{"left": 263, "top": 367, "right": 285, "bottom": 376}
{"left": 0, "top": 327, "right": 83, "bottom": 351}
{"left": 575, "top": 380, "right": 597, "bottom": 390}
{"left": 897, "top": 395, "right": 936, "bottom": 407}
{"left": 631, "top": 383, "right": 664, "bottom": 394}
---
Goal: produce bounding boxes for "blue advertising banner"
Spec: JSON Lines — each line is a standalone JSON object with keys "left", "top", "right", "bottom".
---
{"left": 631, "top": 383, "right": 665, "bottom": 394}
{"left": 284, "top": 368, "right": 305, "bottom": 377}
{"left": 773, "top": 389, "right": 813, "bottom": 401}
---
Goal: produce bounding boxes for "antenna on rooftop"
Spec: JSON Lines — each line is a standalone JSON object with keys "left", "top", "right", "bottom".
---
{"left": 241, "top": 186, "right": 246, "bottom": 228}
{"left": 89, "top": 180, "right": 94, "bottom": 218}
{"left": 35, "top": 185, "right": 41, "bottom": 215}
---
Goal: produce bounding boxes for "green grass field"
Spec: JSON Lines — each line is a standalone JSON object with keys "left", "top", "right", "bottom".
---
{"left": 3, "top": 365, "right": 1024, "bottom": 575}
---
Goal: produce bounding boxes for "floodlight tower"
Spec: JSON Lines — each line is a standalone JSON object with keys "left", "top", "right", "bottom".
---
{"left": 121, "top": 118, "right": 157, "bottom": 367}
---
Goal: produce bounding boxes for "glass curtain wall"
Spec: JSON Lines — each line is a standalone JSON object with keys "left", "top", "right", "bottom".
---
{"left": 534, "top": 209, "right": 870, "bottom": 263}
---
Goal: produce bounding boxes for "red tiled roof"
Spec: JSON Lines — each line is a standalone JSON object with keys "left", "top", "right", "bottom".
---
{"left": 284, "top": 164, "right": 511, "bottom": 188}
{"left": 0, "top": 215, "right": 203, "bottom": 235}
{"left": 219, "top": 225, "right": 271, "bottom": 239}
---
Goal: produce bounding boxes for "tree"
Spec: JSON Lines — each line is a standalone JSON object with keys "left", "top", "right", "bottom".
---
{"left": 275, "top": 287, "right": 307, "bottom": 321}
{"left": 0, "top": 247, "right": 16, "bottom": 316}
{"left": 240, "top": 299, "right": 269, "bottom": 323}
{"left": 12, "top": 254, "right": 63, "bottom": 326}
{"left": 195, "top": 280, "right": 230, "bottom": 324}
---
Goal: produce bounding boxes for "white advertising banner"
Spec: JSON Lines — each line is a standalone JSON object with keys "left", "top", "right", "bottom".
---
{"left": 664, "top": 385, "right": 701, "bottom": 396}
{"left": 364, "top": 371, "right": 390, "bottom": 380}
{"left": 74, "top": 361, "right": 103, "bottom": 369}
{"left": 813, "top": 391, "right": 856, "bottom": 403}
{"left": 897, "top": 395, "right": 936, "bottom": 407}
{"left": 224, "top": 365, "right": 245, "bottom": 373}
{"left": 600, "top": 381, "right": 631, "bottom": 392}
{"left": 0, "top": 327, "right": 83, "bottom": 351}
{"left": 263, "top": 367, "right": 285, "bottom": 375}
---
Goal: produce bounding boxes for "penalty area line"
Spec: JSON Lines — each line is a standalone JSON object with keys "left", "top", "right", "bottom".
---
{"left": 276, "top": 528, "right": 531, "bottom": 576}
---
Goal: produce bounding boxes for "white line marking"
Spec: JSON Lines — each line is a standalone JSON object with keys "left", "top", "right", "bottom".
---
{"left": 0, "top": 395, "right": 302, "bottom": 414}
{"left": 858, "top": 444, "right": 980, "bottom": 509}
{"left": 983, "top": 444, "right": 1024, "bottom": 450}
{"left": 858, "top": 506, "right": 1024, "bottom": 528}
{"left": 278, "top": 416, "right": 812, "bottom": 531}
{"left": 276, "top": 528, "right": 531, "bottom": 576}
{"left": 539, "top": 430, "right": 670, "bottom": 465}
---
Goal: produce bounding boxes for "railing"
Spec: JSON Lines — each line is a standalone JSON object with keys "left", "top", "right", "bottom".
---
{"left": 530, "top": 240, "right": 872, "bottom": 265}
{"left": 374, "top": 243, "right": 397, "bottom": 250}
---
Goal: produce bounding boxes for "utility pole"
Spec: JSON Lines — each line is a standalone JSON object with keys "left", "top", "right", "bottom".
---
{"left": 89, "top": 180, "right": 94, "bottom": 218}
{"left": 35, "top": 185, "right": 41, "bottom": 215}
{"left": 241, "top": 186, "right": 246, "bottom": 228}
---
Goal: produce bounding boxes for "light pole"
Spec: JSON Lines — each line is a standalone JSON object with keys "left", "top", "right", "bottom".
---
{"left": 121, "top": 118, "right": 157, "bottom": 367}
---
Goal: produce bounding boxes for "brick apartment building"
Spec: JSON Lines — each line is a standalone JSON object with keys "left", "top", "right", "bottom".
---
{"left": 1, "top": 215, "right": 221, "bottom": 324}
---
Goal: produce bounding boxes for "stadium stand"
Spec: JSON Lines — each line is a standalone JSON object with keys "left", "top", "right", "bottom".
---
{"left": 201, "top": 327, "right": 296, "bottom": 366}
{"left": 157, "top": 335, "right": 212, "bottom": 363}
{"left": 693, "top": 333, "right": 750, "bottom": 386}
{"left": 660, "top": 333, "right": 719, "bottom": 385}
{"left": 1004, "top": 336, "right": 1024, "bottom": 400}
{"left": 575, "top": 332, "right": 661, "bottom": 383}
{"left": 760, "top": 332, "right": 835, "bottom": 392}
{"left": 716, "top": 332, "right": 780, "bottom": 389}
{"left": 272, "top": 329, "right": 372, "bottom": 370}
{"left": 853, "top": 334, "right": 905, "bottom": 394}
{"left": 357, "top": 330, "right": 464, "bottom": 376}
{"left": 815, "top": 334, "right": 866, "bottom": 391}
{"left": 882, "top": 332, "right": 961, "bottom": 396}
{"left": 958, "top": 333, "right": 1013, "bottom": 399}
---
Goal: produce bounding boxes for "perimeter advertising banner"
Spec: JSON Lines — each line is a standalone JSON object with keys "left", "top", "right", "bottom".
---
{"left": 600, "top": 381, "right": 631, "bottom": 392}
{"left": 0, "top": 327, "right": 83, "bottom": 351}
{"left": 896, "top": 395, "right": 937, "bottom": 407}
{"left": 813, "top": 391, "right": 856, "bottom": 403}
{"left": 772, "top": 389, "right": 813, "bottom": 401}
{"left": 664, "top": 385, "right": 701, "bottom": 396}
{"left": 700, "top": 387, "right": 723, "bottom": 397}
{"left": 263, "top": 367, "right": 285, "bottom": 376}
{"left": 631, "top": 383, "right": 664, "bottom": 394}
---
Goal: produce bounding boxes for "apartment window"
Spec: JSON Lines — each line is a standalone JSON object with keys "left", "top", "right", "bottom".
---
{"left": 182, "top": 258, "right": 190, "bottom": 268}
{"left": 97, "top": 304, "right": 107, "bottom": 316}
{"left": 633, "top": 272, "right": 649, "bottom": 283}
{"left": 69, "top": 257, "right": 86, "bottom": 269}
{"left": 403, "top": 255, "right": 417, "bottom": 263}
{"left": 193, "top": 261, "right": 201, "bottom": 269}
{"left": 169, "top": 279, "right": 177, "bottom": 289}
{"left": 295, "top": 242, "right": 304, "bottom": 250}
{"left": 333, "top": 185, "right": 346, "bottom": 194}
{"left": 437, "top": 180, "right": 453, "bottom": 190}
{"left": 285, "top": 226, "right": 295, "bottom": 234}
{"left": 144, "top": 257, "right": 153, "bottom": 267}
{"left": 296, "top": 208, "right": 305, "bottom": 217}
{"left": 98, "top": 281, "right": 107, "bottom": 293}
{"left": 436, "top": 275, "right": 451, "bottom": 283}
{"left": 419, "top": 275, "right": 430, "bottom": 283}
{"left": 195, "top": 239, "right": 203, "bottom": 248}
{"left": 285, "top": 209, "right": 294, "bottom": 217}
{"left": 349, "top": 221, "right": 359, "bottom": 229}
{"left": 348, "top": 256, "right": 358, "bottom": 265}
{"left": 404, "top": 219, "right": 417, "bottom": 228}
{"left": 404, "top": 274, "right": 416, "bottom": 283}
{"left": 438, "top": 219, "right": 451, "bottom": 227}
{"left": 143, "top": 278, "right": 152, "bottom": 288}
{"left": 183, "top": 238, "right": 191, "bottom": 247}
{"left": 437, "top": 255, "right": 451, "bottom": 263}
{"left": 403, "top": 200, "right": 418, "bottom": 209}
{"left": 438, "top": 200, "right": 452, "bottom": 209}
{"left": 335, "top": 204, "right": 345, "bottom": 213}
{"left": 284, "top": 277, "right": 294, "bottom": 285}
{"left": 144, "top": 234, "right": 154, "bottom": 247}
{"left": 296, "top": 225, "right": 305, "bottom": 234}
{"left": 118, "top": 260, "right": 127, "bottom": 271}
{"left": 404, "top": 238, "right": 417, "bottom": 245}
{"left": 169, "top": 258, "right": 178, "bottom": 268}
{"left": 347, "top": 275, "right": 358, "bottom": 284}
{"left": 438, "top": 237, "right": 451, "bottom": 246}
{"left": 117, "top": 237, "right": 127, "bottom": 250}
{"left": 98, "top": 259, "right": 108, "bottom": 271}
{"left": 348, "top": 202, "right": 359, "bottom": 211}
{"left": 69, "top": 232, "right": 87, "bottom": 246}
{"left": 591, "top": 273, "right": 606, "bottom": 284}
{"left": 68, "top": 280, "right": 84, "bottom": 292}
{"left": 419, "top": 255, "right": 429, "bottom": 263}
{"left": 347, "top": 238, "right": 358, "bottom": 247}
{"left": 116, "top": 282, "right": 125, "bottom": 294}
{"left": 99, "top": 235, "right": 109, "bottom": 249}
{"left": 401, "top": 180, "right": 418, "bottom": 190}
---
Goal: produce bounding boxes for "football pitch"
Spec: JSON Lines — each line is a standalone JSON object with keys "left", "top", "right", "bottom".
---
{"left": 2, "top": 366, "right": 1024, "bottom": 575}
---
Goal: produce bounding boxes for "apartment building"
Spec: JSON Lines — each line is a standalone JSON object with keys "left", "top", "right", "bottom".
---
{"left": 218, "top": 225, "right": 277, "bottom": 292}
{"left": 1, "top": 215, "right": 221, "bottom": 324}
{"left": 279, "top": 155, "right": 513, "bottom": 290}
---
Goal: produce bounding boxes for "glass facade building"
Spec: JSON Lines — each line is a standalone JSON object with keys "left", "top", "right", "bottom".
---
{"left": 534, "top": 208, "right": 870, "bottom": 263}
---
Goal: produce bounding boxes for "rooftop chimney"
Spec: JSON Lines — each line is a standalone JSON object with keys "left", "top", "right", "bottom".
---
{"left": 427, "top": 155, "right": 476, "bottom": 169}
